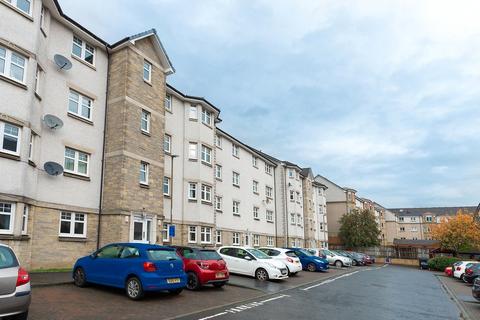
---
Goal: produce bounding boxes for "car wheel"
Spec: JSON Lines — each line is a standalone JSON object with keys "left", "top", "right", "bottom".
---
{"left": 213, "top": 282, "right": 225, "bottom": 288}
{"left": 334, "top": 260, "right": 343, "bottom": 268}
{"left": 255, "top": 268, "right": 269, "bottom": 281}
{"left": 460, "top": 274, "right": 464, "bottom": 281}
{"left": 8, "top": 311, "right": 28, "bottom": 320}
{"left": 352, "top": 260, "right": 358, "bottom": 266}
{"left": 73, "top": 267, "right": 87, "bottom": 287}
{"left": 186, "top": 272, "right": 200, "bottom": 290}
{"left": 126, "top": 277, "right": 144, "bottom": 300}
{"left": 307, "top": 263, "right": 317, "bottom": 272}
{"left": 168, "top": 288, "right": 183, "bottom": 295}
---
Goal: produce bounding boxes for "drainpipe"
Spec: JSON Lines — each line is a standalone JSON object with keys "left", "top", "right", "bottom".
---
{"left": 273, "top": 164, "right": 278, "bottom": 247}
{"left": 284, "top": 166, "right": 289, "bottom": 247}
{"left": 97, "top": 47, "right": 110, "bottom": 250}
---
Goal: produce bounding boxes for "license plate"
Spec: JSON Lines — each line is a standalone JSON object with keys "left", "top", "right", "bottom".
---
{"left": 215, "top": 272, "right": 225, "bottom": 278}
{"left": 167, "top": 278, "right": 180, "bottom": 284}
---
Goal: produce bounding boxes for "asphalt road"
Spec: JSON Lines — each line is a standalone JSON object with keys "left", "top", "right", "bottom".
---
{"left": 180, "top": 265, "right": 461, "bottom": 320}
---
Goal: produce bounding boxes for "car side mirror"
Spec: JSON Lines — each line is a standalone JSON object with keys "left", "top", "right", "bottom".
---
{"left": 245, "top": 256, "right": 252, "bottom": 261}
{"left": 90, "top": 252, "right": 98, "bottom": 259}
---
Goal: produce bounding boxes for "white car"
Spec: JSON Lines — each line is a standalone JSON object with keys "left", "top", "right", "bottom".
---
{"left": 258, "top": 247, "right": 303, "bottom": 275}
{"left": 308, "top": 248, "right": 352, "bottom": 268}
{"left": 218, "top": 246, "right": 289, "bottom": 281}
{"left": 454, "top": 261, "right": 478, "bottom": 280}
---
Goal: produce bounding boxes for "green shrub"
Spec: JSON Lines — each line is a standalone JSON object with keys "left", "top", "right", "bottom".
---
{"left": 427, "top": 256, "right": 461, "bottom": 271}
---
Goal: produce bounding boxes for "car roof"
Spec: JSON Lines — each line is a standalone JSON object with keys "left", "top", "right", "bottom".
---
{"left": 103, "top": 243, "right": 173, "bottom": 250}
{"left": 172, "top": 246, "right": 217, "bottom": 251}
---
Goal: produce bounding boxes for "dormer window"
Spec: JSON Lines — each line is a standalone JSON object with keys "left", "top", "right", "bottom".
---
{"left": 72, "top": 36, "right": 95, "bottom": 65}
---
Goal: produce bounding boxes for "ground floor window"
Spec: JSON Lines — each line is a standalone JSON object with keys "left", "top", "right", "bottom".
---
{"left": 216, "top": 230, "right": 222, "bottom": 244}
{"left": 132, "top": 215, "right": 153, "bottom": 243}
{"left": 253, "top": 234, "right": 260, "bottom": 246}
{"left": 162, "top": 223, "right": 169, "bottom": 242}
{"left": 267, "top": 236, "right": 274, "bottom": 247}
{"left": 22, "top": 205, "right": 28, "bottom": 235}
{"left": 232, "top": 232, "right": 240, "bottom": 245}
{"left": 0, "top": 202, "right": 14, "bottom": 234}
{"left": 189, "top": 226, "right": 197, "bottom": 243}
{"left": 59, "top": 212, "right": 86, "bottom": 237}
{"left": 201, "top": 226, "right": 212, "bottom": 243}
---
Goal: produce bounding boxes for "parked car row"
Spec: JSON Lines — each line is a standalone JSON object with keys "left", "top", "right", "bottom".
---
{"left": 444, "top": 260, "right": 480, "bottom": 302}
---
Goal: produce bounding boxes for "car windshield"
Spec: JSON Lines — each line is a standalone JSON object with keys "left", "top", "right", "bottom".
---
{"left": 323, "top": 249, "right": 334, "bottom": 256}
{"left": 0, "top": 246, "right": 18, "bottom": 269}
{"left": 200, "top": 250, "right": 222, "bottom": 260}
{"left": 298, "top": 249, "right": 315, "bottom": 256}
{"left": 285, "top": 251, "right": 297, "bottom": 258}
{"left": 248, "top": 249, "right": 271, "bottom": 259}
{"left": 147, "top": 249, "right": 180, "bottom": 261}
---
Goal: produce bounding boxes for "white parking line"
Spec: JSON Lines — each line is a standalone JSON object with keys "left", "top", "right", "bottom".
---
{"left": 302, "top": 270, "right": 360, "bottom": 291}
{"left": 198, "top": 312, "right": 228, "bottom": 320}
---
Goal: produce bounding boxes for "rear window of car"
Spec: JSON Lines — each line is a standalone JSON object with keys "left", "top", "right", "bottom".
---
{"left": 200, "top": 250, "right": 222, "bottom": 260}
{"left": 147, "top": 249, "right": 180, "bottom": 261}
{"left": 0, "top": 246, "right": 18, "bottom": 269}
{"left": 285, "top": 251, "right": 297, "bottom": 257}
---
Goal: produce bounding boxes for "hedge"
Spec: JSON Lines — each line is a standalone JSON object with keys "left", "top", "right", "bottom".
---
{"left": 427, "top": 256, "right": 461, "bottom": 271}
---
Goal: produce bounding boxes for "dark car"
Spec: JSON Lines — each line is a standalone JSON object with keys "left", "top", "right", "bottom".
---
{"left": 473, "top": 277, "right": 480, "bottom": 301}
{"left": 342, "top": 251, "right": 366, "bottom": 266}
{"left": 463, "top": 263, "right": 480, "bottom": 284}
{"left": 174, "top": 246, "right": 229, "bottom": 290}
{"left": 286, "top": 248, "right": 329, "bottom": 272}
{"left": 73, "top": 243, "right": 187, "bottom": 300}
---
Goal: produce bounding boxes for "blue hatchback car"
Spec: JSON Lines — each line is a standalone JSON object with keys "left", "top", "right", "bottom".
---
{"left": 73, "top": 243, "right": 187, "bottom": 299}
{"left": 286, "top": 248, "right": 329, "bottom": 272}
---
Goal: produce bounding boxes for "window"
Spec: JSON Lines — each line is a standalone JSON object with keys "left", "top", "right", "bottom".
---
{"left": 201, "top": 108, "right": 212, "bottom": 126}
{"left": 64, "top": 147, "right": 89, "bottom": 176}
{"left": 215, "top": 196, "right": 222, "bottom": 211}
{"left": 139, "top": 162, "right": 149, "bottom": 185}
{"left": 232, "top": 172, "right": 240, "bottom": 186}
{"left": 265, "top": 164, "right": 273, "bottom": 175}
{"left": 289, "top": 190, "right": 295, "bottom": 201}
{"left": 189, "top": 105, "right": 198, "bottom": 119}
{"left": 201, "top": 227, "right": 212, "bottom": 243}
{"left": 215, "top": 165, "right": 222, "bottom": 179}
{"left": 188, "top": 183, "right": 197, "bottom": 200}
{"left": 7, "top": 0, "right": 31, "bottom": 14}
{"left": 72, "top": 36, "right": 95, "bottom": 65}
{"left": 164, "top": 134, "right": 171, "bottom": 153}
{"left": 400, "top": 227, "right": 405, "bottom": 232}
{"left": 266, "top": 186, "right": 273, "bottom": 198}
{"left": 253, "top": 206, "right": 259, "bottom": 220}
{"left": 288, "top": 169, "right": 294, "bottom": 178}
{"left": 68, "top": 89, "right": 93, "bottom": 120}
{"left": 233, "top": 201, "right": 240, "bottom": 215}
{"left": 232, "top": 232, "right": 240, "bottom": 245}
{"left": 399, "top": 217, "right": 404, "bottom": 222}
{"left": 34, "top": 65, "right": 42, "bottom": 94}
{"left": 425, "top": 216, "right": 432, "bottom": 222}
{"left": 232, "top": 144, "right": 239, "bottom": 157}
{"left": 143, "top": 60, "right": 151, "bottom": 82}
{"left": 0, "top": 46, "right": 27, "bottom": 83}
{"left": 290, "top": 213, "right": 295, "bottom": 224}
{"left": 163, "top": 177, "right": 170, "bottom": 196}
{"left": 267, "top": 236, "right": 274, "bottom": 247}
{"left": 252, "top": 156, "right": 258, "bottom": 167}
{"left": 296, "top": 192, "right": 301, "bottom": 202}
{"left": 297, "top": 214, "right": 302, "bottom": 225}
{"left": 40, "top": 5, "right": 46, "bottom": 30}
{"left": 22, "top": 205, "right": 28, "bottom": 235}
{"left": 201, "top": 145, "right": 212, "bottom": 164}
{"left": 141, "top": 110, "right": 150, "bottom": 133}
{"left": 1, "top": 122, "right": 20, "bottom": 155}
{"left": 319, "top": 223, "right": 324, "bottom": 230}
{"left": 162, "top": 223, "right": 169, "bottom": 242}
{"left": 201, "top": 184, "right": 212, "bottom": 203}
{"left": 253, "top": 234, "right": 260, "bottom": 246}
{"left": 188, "top": 142, "right": 197, "bottom": 159}
{"left": 165, "top": 94, "right": 172, "bottom": 112}
{"left": 216, "top": 230, "right": 222, "bottom": 244}
{"left": 188, "top": 226, "right": 197, "bottom": 243}
{"left": 266, "top": 210, "right": 273, "bottom": 222}
{"left": 215, "top": 135, "right": 222, "bottom": 148}
{"left": 0, "top": 202, "right": 14, "bottom": 234}
{"left": 252, "top": 180, "right": 258, "bottom": 193}
{"left": 59, "top": 212, "right": 86, "bottom": 237}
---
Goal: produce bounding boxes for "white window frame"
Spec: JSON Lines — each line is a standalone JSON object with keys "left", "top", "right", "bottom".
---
{"left": 252, "top": 156, "right": 258, "bottom": 167}
{"left": 188, "top": 142, "right": 197, "bottom": 159}
{"left": 59, "top": 212, "right": 87, "bottom": 238}
{"left": 188, "top": 182, "right": 197, "bottom": 200}
{"left": 0, "top": 46, "right": 27, "bottom": 84}
{"left": 0, "top": 202, "right": 15, "bottom": 235}
{"left": 216, "top": 230, "right": 222, "bottom": 244}
{"left": 267, "top": 236, "right": 274, "bottom": 247}
{"left": 232, "top": 171, "right": 240, "bottom": 187}
{"left": 232, "top": 144, "right": 239, "bottom": 157}
{"left": 139, "top": 162, "right": 149, "bottom": 185}
{"left": 72, "top": 35, "right": 95, "bottom": 65}
{"left": 141, "top": 109, "right": 150, "bottom": 133}
{"left": 253, "top": 234, "right": 260, "bottom": 247}
{"left": 201, "top": 108, "right": 212, "bottom": 126}
{"left": 290, "top": 213, "right": 295, "bottom": 225}
{"left": 28, "top": 132, "right": 34, "bottom": 161}
{"left": 40, "top": 5, "right": 46, "bottom": 30}
{"left": 64, "top": 147, "right": 89, "bottom": 176}
{"left": 200, "top": 226, "right": 212, "bottom": 244}
{"left": 34, "top": 65, "right": 42, "bottom": 95}
{"left": 289, "top": 190, "right": 295, "bottom": 201}
{"left": 22, "top": 205, "right": 28, "bottom": 235}
{"left": 252, "top": 180, "right": 258, "bottom": 193}
{"left": 1, "top": 122, "right": 21, "bottom": 156}
{"left": 188, "top": 226, "right": 197, "bottom": 243}
{"left": 266, "top": 186, "right": 273, "bottom": 198}
{"left": 163, "top": 176, "right": 170, "bottom": 196}
{"left": 189, "top": 105, "right": 198, "bottom": 119}
{"left": 143, "top": 60, "right": 152, "bottom": 82}
{"left": 215, "top": 164, "right": 222, "bottom": 179}
{"left": 201, "top": 145, "right": 212, "bottom": 164}
{"left": 162, "top": 223, "right": 170, "bottom": 242}
{"left": 215, "top": 196, "right": 222, "bottom": 211}
{"left": 6, "top": 0, "right": 32, "bottom": 15}
{"left": 165, "top": 94, "right": 172, "bottom": 112}
{"left": 266, "top": 210, "right": 273, "bottom": 222}
{"left": 265, "top": 164, "right": 273, "bottom": 175}
{"left": 164, "top": 134, "right": 171, "bottom": 153}
{"left": 233, "top": 201, "right": 240, "bottom": 216}
{"left": 201, "top": 184, "right": 212, "bottom": 203}
{"left": 253, "top": 206, "right": 259, "bottom": 220}
{"left": 232, "top": 232, "right": 240, "bottom": 245}
{"left": 68, "top": 89, "right": 93, "bottom": 121}
{"left": 215, "top": 134, "right": 222, "bottom": 148}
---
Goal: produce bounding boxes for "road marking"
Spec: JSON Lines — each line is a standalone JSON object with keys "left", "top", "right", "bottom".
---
{"left": 301, "top": 271, "right": 360, "bottom": 291}
{"left": 197, "top": 295, "right": 290, "bottom": 320}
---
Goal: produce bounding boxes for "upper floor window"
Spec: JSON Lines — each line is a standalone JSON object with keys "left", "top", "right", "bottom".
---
{"left": 64, "top": 147, "right": 89, "bottom": 176}
{"left": 188, "top": 142, "right": 197, "bottom": 159}
{"left": 68, "top": 89, "right": 92, "bottom": 121}
{"left": 164, "top": 134, "right": 171, "bottom": 153}
{"left": 189, "top": 105, "right": 197, "bottom": 119}
{"left": 289, "top": 190, "right": 295, "bottom": 201}
{"left": 266, "top": 210, "right": 273, "bottom": 222}
{"left": 233, "top": 201, "right": 240, "bottom": 216}
{"left": 163, "top": 177, "right": 170, "bottom": 196}
{"left": 34, "top": 65, "right": 43, "bottom": 95}
{"left": 40, "top": 5, "right": 46, "bottom": 30}
{"left": 165, "top": 94, "right": 172, "bottom": 112}
{"left": 0, "top": 46, "right": 27, "bottom": 83}
{"left": 201, "top": 145, "right": 212, "bottom": 164}
{"left": 201, "top": 108, "right": 212, "bottom": 126}
{"left": 232, "top": 144, "right": 239, "bottom": 158}
{"left": 188, "top": 183, "right": 197, "bottom": 200}
{"left": 265, "top": 164, "right": 273, "bottom": 175}
{"left": 232, "top": 171, "right": 240, "bottom": 187}
{"left": 28, "top": 132, "right": 34, "bottom": 161}
{"left": 252, "top": 180, "right": 258, "bottom": 194}
{"left": 7, "top": 0, "right": 31, "bottom": 15}
{"left": 215, "top": 164, "right": 222, "bottom": 180}
{"left": 288, "top": 169, "right": 294, "bottom": 178}
{"left": 425, "top": 216, "right": 432, "bottom": 222}
{"left": 253, "top": 206, "right": 259, "bottom": 220}
{"left": 72, "top": 36, "right": 95, "bottom": 65}
{"left": 1, "top": 122, "right": 21, "bottom": 155}
{"left": 215, "top": 196, "right": 222, "bottom": 211}
{"left": 201, "top": 184, "right": 212, "bottom": 203}
{"left": 252, "top": 156, "right": 258, "bottom": 167}
{"left": 143, "top": 60, "right": 151, "bottom": 82}
{"left": 139, "top": 162, "right": 149, "bottom": 185}
{"left": 398, "top": 217, "right": 404, "bottom": 222}
{"left": 141, "top": 109, "right": 150, "bottom": 133}
{"left": 265, "top": 186, "right": 273, "bottom": 198}
{"left": 215, "top": 134, "right": 222, "bottom": 148}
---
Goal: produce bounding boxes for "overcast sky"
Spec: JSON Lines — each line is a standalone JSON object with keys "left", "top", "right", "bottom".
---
{"left": 61, "top": 0, "right": 480, "bottom": 208}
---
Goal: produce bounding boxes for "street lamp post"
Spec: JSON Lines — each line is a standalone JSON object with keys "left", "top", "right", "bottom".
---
{"left": 169, "top": 154, "right": 179, "bottom": 244}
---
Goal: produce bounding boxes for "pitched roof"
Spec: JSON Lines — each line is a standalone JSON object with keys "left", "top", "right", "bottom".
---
{"left": 389, "top": 206, "right": 476, "bottom": 216}
{"left": 166, "top": 83, "right": 221, "bottom": 118}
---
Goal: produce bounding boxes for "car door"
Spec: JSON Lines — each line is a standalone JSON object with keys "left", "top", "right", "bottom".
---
{"left": 220, "top": 248, "right": 239, "bottom": 273}
{"left": 90, "top": 244, "right": 122, "bottom": 286}
{"left": 236, "top": 249, "right": 256, "bottom": 276}
{"left": 116, "top": 245, "right": 141, "bottom": 287}
{"left": 295, "top": 250, "right": 308, "bottom": 267}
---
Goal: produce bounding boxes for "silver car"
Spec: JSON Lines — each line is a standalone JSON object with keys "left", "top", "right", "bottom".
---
{"left": 0, "top": 244, "right": 31, "bottom": 319}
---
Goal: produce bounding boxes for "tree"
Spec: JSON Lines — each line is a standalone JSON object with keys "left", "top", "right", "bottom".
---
{"left": 431, "top": 212, "right": 480, "bottom": 254}
{"left": 339, "top": 209, "right": 381, "bottom": 248}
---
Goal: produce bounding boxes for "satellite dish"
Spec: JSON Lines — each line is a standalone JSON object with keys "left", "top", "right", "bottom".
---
{"left": 43, "top": 114, "right": 63, "bottom": 129}
{"left": 44, "top": 162, "right": 64, "bottom": 176}
{"left": 54, "top": 54, "right": 72, "bottom": 70}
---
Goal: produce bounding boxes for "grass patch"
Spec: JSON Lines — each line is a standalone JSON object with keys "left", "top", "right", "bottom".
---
{"left": 31, "top": 268, "right": 72, "bottom": 273}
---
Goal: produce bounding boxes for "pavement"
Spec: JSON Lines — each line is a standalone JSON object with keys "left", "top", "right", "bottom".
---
{"left": 436, "top": 274, "right": 480, "bottom": 320}
{"left": 30, "top": 271, "right": 73, "bottom": 287}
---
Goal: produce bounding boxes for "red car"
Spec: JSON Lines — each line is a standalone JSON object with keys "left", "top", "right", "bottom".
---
{"left": 174, "top": 246, "right": 229, "bottom": 290}
{"left": 445, "top": 266, "right": 453, "bottom": 277}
